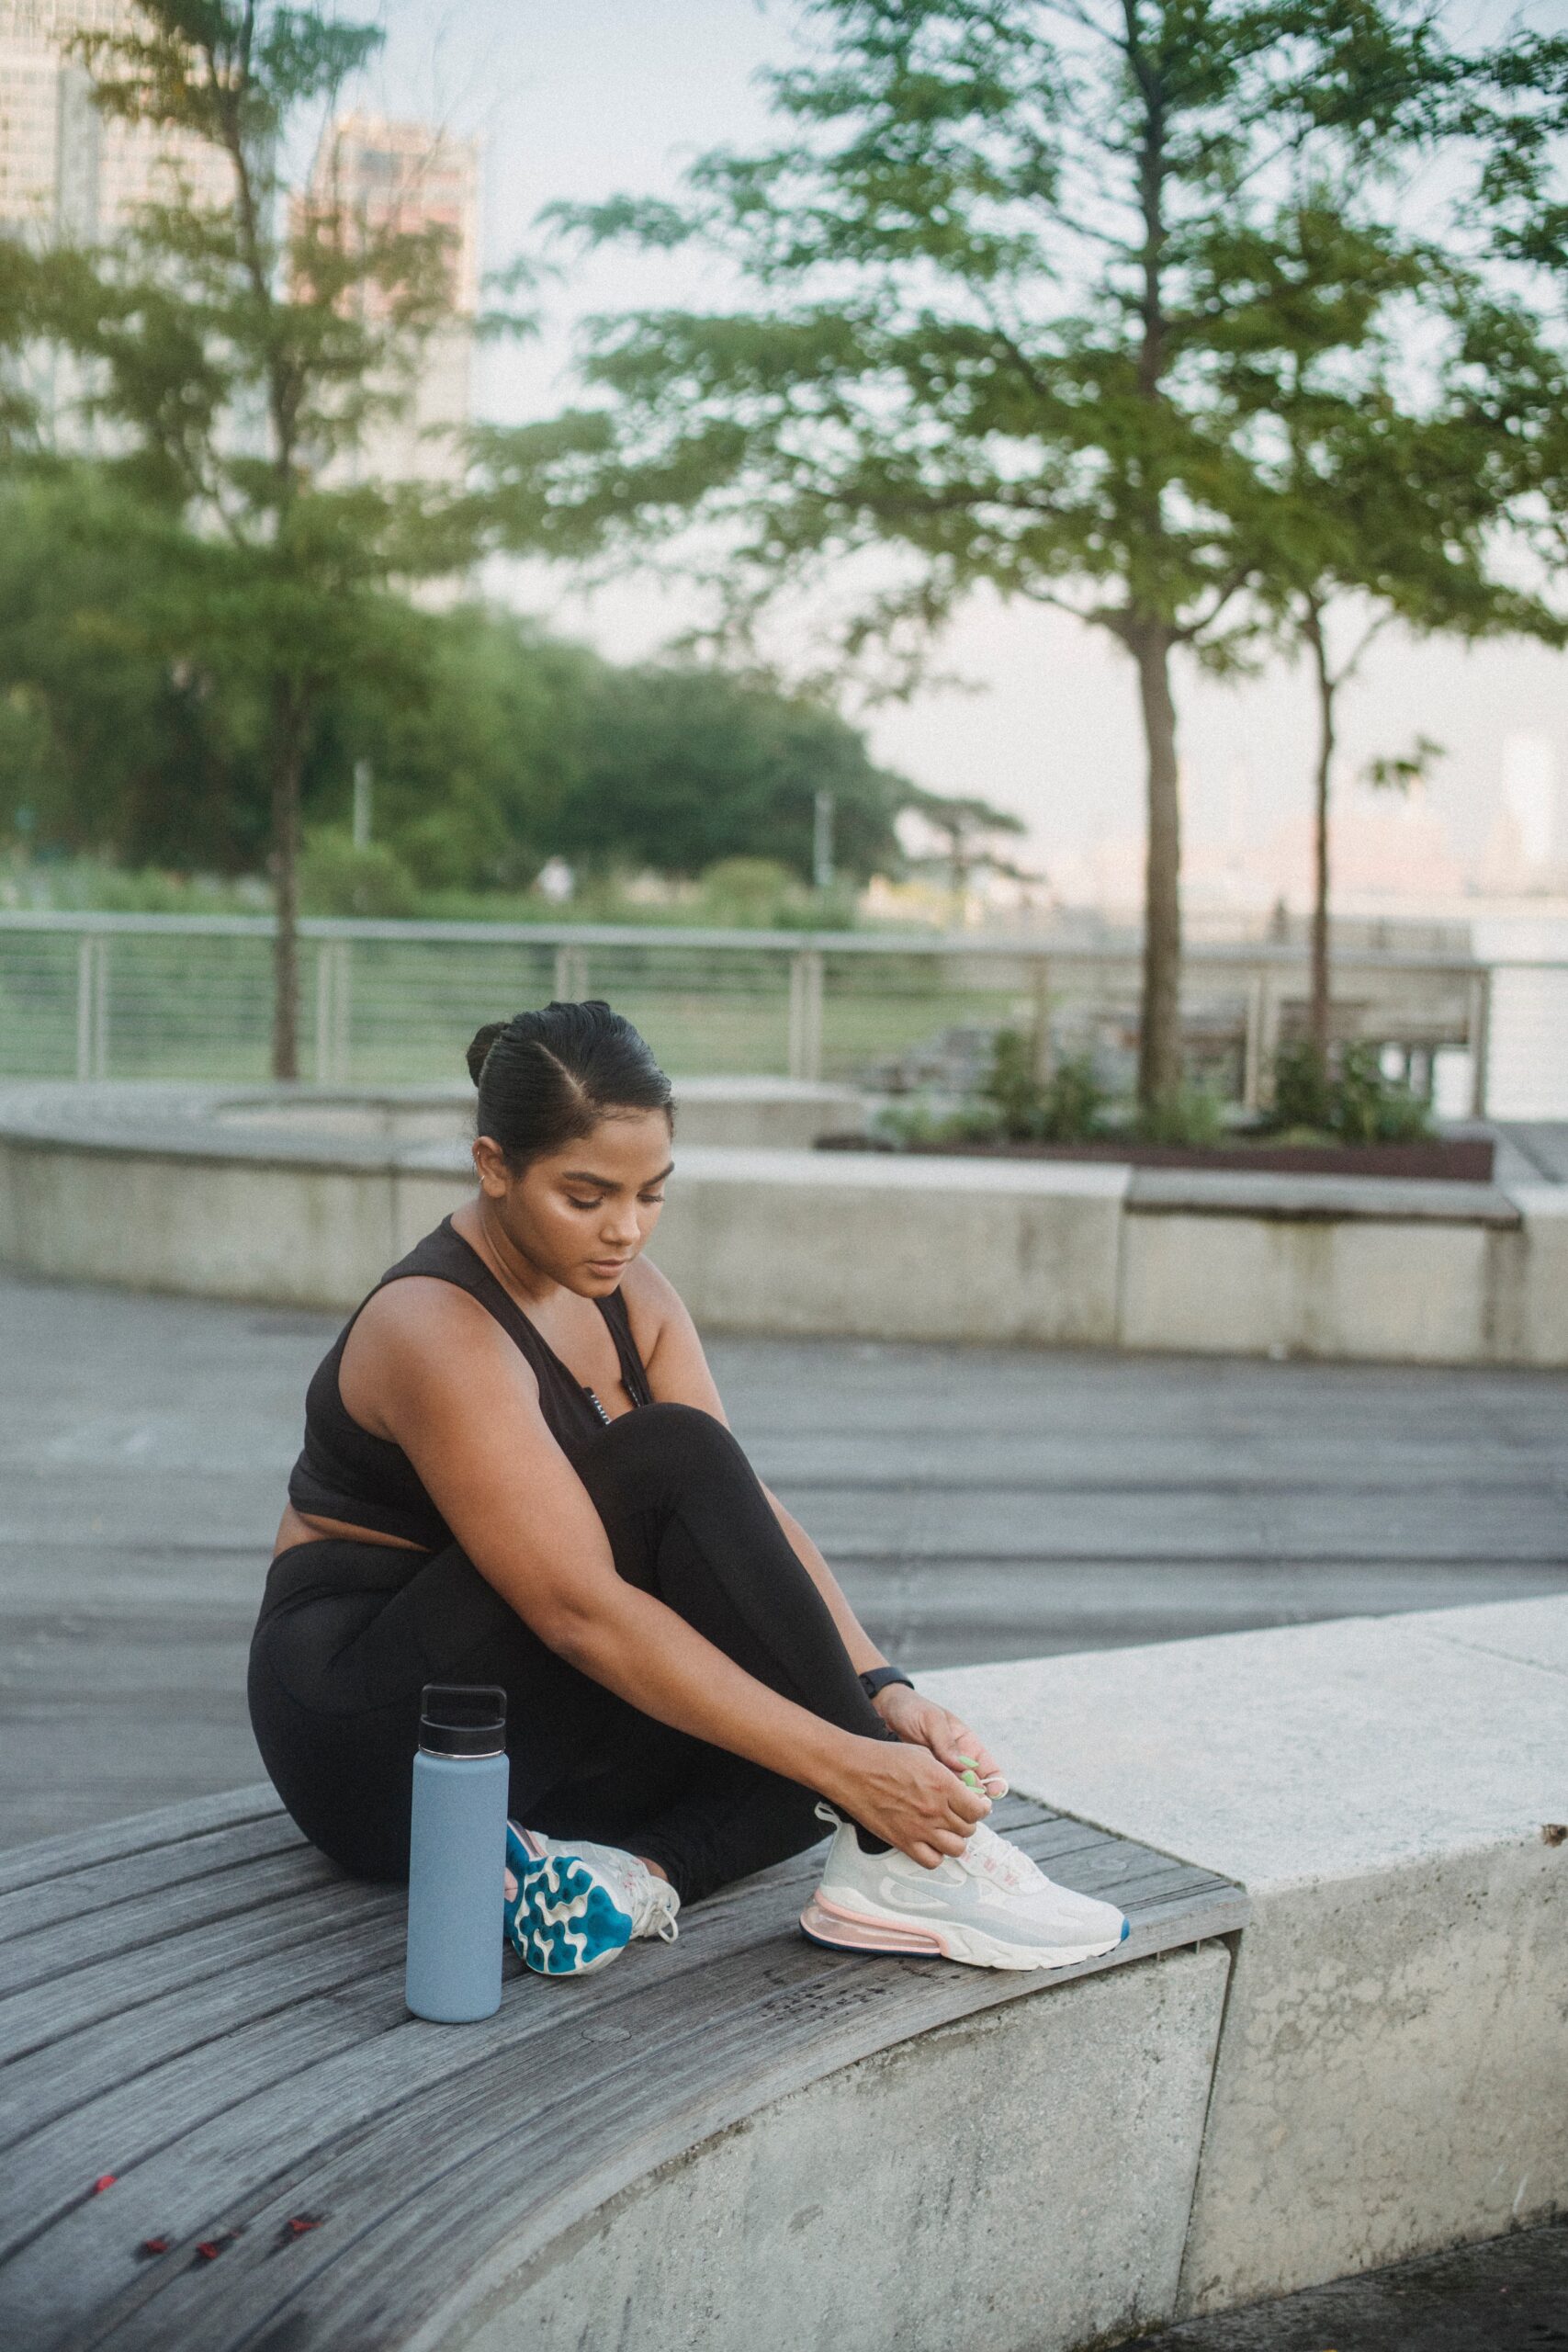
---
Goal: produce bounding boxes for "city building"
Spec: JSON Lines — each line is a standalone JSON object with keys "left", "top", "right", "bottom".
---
{"left": 0, "top": 0, "right": 231, "bottom": 244}
{"left": 301, "top": 109, "right": 480, "bottom": 490}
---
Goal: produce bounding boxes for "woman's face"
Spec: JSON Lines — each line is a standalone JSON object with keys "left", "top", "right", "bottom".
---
{"left": 476, "top": 1110, "right": 673, "bottom": 1294}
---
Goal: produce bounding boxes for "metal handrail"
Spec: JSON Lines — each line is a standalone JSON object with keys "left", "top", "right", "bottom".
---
{"left": 0, "top": 908, "right": 1496, "bottom": 971}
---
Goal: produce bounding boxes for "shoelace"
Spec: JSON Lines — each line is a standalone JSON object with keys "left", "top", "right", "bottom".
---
{"left": 958, "top": 1822, "right": 1037, "bottom": 1894}
{"left": 625, "top": 1868, "right": 681, "bottom": 1943}
{"left": 817, "top": 1800, "right": 1036, "bottom": 1895}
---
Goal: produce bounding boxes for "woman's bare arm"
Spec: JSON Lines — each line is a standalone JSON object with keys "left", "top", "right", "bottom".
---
{"left": 349, "top": 1279, "right": 987, "bottom": 1864}
{"left": 632, "top": 1261, "right": 886, "bottom": 1669}
{"left": 630, "top": 1259, "right": 1004, "bottom": 1787}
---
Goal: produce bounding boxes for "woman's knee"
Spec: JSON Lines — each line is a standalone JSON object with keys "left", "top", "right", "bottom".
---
{"left": 581, "top": 1400, "right": 751, "bottom": 1507}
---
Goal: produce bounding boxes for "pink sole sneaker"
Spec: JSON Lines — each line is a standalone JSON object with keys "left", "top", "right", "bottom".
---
{"left": 799, "top": 1891, "right": 947, "bottom": 1957}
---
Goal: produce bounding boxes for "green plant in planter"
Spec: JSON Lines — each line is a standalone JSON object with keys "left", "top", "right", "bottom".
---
{"left": 982, "top": 1030, "right": 1106, "bottom": 1143}
{"left": 1266, "top": 1040, "right": 1431, "bottom": 1144}
{"left": 1136, "top": 1086, "right": 1227, "bottom": 1149}
{"left": 1332, "top": 1044, "right": 1431, "bottom": 1144}
{"left": 1270, "top": 1042, "right": 1335, "bottom": 1136}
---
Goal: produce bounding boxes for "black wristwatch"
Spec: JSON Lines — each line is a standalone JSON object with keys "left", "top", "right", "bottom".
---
{"left": 860, "top": 1666, "right": 915, "bottom": 1704}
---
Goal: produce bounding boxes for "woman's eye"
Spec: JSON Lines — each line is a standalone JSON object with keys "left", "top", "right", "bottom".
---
{"left": 567, "top": 1196, "right": 602, "bottom": 1211}
{"left": 640, "top": 1192, "right": 665, "bottom": 1206}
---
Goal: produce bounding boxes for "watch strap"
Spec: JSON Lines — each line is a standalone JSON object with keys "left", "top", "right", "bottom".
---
{"left": 859, "top": 1666, "right": 915, "bottom": 1703}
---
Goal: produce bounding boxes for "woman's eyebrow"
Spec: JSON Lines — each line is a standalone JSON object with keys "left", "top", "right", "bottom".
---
{"left": 561, "top": 1161, "right": 675, "bottom": 1189}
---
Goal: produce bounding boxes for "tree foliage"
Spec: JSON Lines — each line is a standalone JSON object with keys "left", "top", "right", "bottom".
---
{"left": 28, "top": 0, "right": 491, "bottom": 1075}
{"left": 481, "top": 0, "right": 1483, "bottom": 1102}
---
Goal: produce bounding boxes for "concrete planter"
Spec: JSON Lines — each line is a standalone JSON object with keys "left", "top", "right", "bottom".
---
{"left": 840, "top": 1133, "right": 1499, "bottom": 1182}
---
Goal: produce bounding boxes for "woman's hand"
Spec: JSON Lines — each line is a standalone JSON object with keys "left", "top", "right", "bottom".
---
{"left": 827, "top": 1735, "right": 992, "bottom": 1869}
{"left": 872, "top": 1685, "right": 1008, "bottom": 1797}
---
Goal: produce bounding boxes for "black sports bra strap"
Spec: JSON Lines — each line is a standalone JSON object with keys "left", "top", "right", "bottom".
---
{"left": 597, "top": 1288, "right": 655, "bottom": 1408}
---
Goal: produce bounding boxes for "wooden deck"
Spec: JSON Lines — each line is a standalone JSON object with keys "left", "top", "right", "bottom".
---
{"left": 0, "top": 1791, "right": 1247, "bottom": 2352}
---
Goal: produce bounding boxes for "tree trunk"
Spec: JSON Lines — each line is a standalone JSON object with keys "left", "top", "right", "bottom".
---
{"left": 1130, "top": 617, "right": 1183, "bottom": 1108}
{"left": 269, "top": 684, "right": 306, "bottom": 1082}
{"left": 1305, "top": 605, "right": 1335, "bottom": 1063}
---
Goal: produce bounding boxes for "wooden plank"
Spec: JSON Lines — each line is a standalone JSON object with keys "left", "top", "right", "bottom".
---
{"left": 0, "top": 1915, "right": 405, "bottom": 2148}
{"left": 61, "top": 1870, "right": 1245, "bottom": 2352}
{"left": 0, "top": 1877, "right": 400, "bottom": 2064}
{"left": 0, "top": 1789, "right": 282, "bottom": 1898}
{"left": 0, "top": 1814, "right": 305, "bottom": 1949}
{"left": 0, "top": 1810, "right": 1245, "bottom": 2351}
{"left": 0, "top": 1846, "right": 341, "bottom": 1999}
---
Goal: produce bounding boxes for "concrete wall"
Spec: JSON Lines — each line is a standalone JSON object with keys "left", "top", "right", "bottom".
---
{"left": 924, "top": 1595, "right": 1568, "bottom": 2317}
{"left": 441, "top": 1947, "right": 1231, "bottom": 2352}
{"left": 646, "top": 1148, "right": 1128, "bottom": 1347}
{"left": 429, "top": 1597, "right": 1566, "bottom": 2351}
{"left": 0, "top": 1085, "right": 1562, "bottom": 1363}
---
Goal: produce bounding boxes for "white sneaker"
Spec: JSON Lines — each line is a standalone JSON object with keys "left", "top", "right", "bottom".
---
{"left": 504, "top": 1821, "right": 681, "bottom": 1976}
{"left": 800, "top": 1807, "right": 1130, "bottom": 1971}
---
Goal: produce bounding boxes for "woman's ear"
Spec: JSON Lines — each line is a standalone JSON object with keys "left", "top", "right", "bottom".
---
{"left": 472, "top": 1135, "right": 513, "bottom": 1198}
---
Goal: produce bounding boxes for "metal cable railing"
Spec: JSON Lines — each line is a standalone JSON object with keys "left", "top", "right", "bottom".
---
{"left": 0, "top": 909, "right": 1550, "bottom": 1114}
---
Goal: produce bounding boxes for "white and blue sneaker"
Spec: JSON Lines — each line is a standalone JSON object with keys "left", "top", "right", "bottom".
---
{"left": 800, "top": 1806, "right": 1130, "bottom": 1971}
{"left": 504, "top": 1821, "right": 681, "bottom": 1976}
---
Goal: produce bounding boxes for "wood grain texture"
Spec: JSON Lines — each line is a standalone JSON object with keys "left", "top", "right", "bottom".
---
{"left": 0, "top": 1793, "right": 1247, "bottom": 2352}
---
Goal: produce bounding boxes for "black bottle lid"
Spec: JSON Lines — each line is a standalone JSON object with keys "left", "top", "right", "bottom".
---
{"left": 418, "top": 1683, "right": 507, "bottom": 1758}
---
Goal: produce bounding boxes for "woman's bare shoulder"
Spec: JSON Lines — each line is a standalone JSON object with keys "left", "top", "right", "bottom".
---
{"left": 618, "top": 1253, "right": 688, "bottom": 1343}
{"left": 351, "top": 1273, "right": 498, "bottom": 1348}
{"left": 341, "top": 1276, "right": 536, "bottom": 1435}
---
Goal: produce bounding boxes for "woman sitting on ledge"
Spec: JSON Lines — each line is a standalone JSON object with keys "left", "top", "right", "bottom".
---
{"left": 249, "top": 1001, "right": 1128, "bottom": 1976}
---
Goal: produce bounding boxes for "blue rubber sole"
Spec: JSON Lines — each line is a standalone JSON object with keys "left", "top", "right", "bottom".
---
{"left": 504, "top": 1826, "right": 636, "bottom": 1976}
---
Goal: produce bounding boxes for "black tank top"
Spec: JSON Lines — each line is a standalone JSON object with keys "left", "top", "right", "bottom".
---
{"left": 288, "top": 1216, "right": 654, "bottom": 1552}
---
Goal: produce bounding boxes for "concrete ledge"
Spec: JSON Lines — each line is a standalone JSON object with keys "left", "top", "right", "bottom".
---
{"left": 924, "top": 1594, "right": 1568, "bottom": 2315}
{"left": 447, "top": 1946, "right": 1231, "bottom": 2352}
{"left": 1126, "top": 1168, "right": 1522, "bottom": 1225}
{"left": 1, "top": 1084, "right": 1562, "bottom": 1363}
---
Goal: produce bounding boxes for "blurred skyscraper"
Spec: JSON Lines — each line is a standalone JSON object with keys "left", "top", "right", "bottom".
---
{"left": 303, "top": 110, "right": 480, "bottom": 489}
{"left": 0, "top": 0, "right": 231, "bottom": 244}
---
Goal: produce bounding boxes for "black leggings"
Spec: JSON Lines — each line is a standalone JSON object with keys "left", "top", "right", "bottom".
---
{"left": 247, "top": 1402, "right": 890, "bottom": 1905}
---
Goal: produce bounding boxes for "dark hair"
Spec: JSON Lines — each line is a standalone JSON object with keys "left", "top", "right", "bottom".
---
{"left": 465, "top": 1001, "right": 673, "bottom": 1169}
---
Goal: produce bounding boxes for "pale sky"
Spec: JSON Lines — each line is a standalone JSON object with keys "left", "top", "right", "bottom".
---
{"left": 351, "top": 0, "right": 1568, "bottom": 884}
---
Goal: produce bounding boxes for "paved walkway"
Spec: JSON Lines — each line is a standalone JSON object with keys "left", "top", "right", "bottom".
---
{"left": 2, "top": 1269, "right": 1562, "bottom": 2347}
{"left": 3, "top": 1270, "right": 1566, "bottom": 1847}
{"left": 1499, "top": 1118, "right": 1568, "bottom": 1182}
{"left": 1143, "top": 2218, "right": 1568, "bottom": 2349}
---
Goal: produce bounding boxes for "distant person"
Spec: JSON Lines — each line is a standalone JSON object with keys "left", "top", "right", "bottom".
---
{"left": 248, "top": 1001, "right": 1128, "bottom": 1976}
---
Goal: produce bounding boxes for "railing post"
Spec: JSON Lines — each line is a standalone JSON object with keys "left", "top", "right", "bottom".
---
{"left": 75, "top": 935, "right": 108, "bottom": 1080}
{"left": 75, "top": 934, "right": 94, "bottom": 1081}
{"left": 313, "top": 941, "right": 331, "bottom": 1084}
{"left": 1469, "top": 967, "right": 1492, "bottom": 1119}
{"left": 94, "top": 939, "right": 108, "bottom": 1079}
{"left": 1031, "top": 957, "right": 1054, "bottom": 1085}
{"left": 332, "top": 939, "right": 352, "bottom": 1084}
{"left": 554, "top": 943, "right": 588, "bottom": 1001}
{"left": 787, "top": 949, "right": 824, "bottom": 1081}
{"left": 312, "top": 939, "right": 353, "bottom": 1085}
{"left": 1241, "top": 971, "right": 1266, "bottom": 1112}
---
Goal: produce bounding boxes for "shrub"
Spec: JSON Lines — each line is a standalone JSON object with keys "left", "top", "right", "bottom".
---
{"left": 300, "top": 829, "right": 420, "bottom": 920}
{"left": 981, "top": 1029, "right": 1107, "bottom": 1143}
{"left": 1136, "top": 1085, "right": 1227, "bottom": 1148}
{"left": 1267, "top": 1040, "right": 1432, "bottom": 1145}
{"left": 1331, "top": 1043, "right": 1431, "bottom": 1144}
{"left": 1271, "top": 1041, "right": 1334, "bottom": 1133}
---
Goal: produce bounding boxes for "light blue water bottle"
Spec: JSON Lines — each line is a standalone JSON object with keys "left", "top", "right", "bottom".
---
{"left": 405, "top": 1683, "right": 509, "bottom": 2024}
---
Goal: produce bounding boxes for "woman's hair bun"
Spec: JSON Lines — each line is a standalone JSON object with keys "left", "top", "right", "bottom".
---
{"left": 464, "top": 1001, "right": 673, "bottom": 1169}
{"left": 466, "top": 1021, "right": 507, "bottom": 1089}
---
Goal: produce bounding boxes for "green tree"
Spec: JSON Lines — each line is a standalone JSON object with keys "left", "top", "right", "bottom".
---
{"left": 0, "top": 471, "right": 266, "bottom": 868}
{"left": 43, "top": 0, "right": 495, "bottom": 1075}
{"left": 1452, "top": 30, "right": 1568, "bottom": 623}
{"left": 552, "top": 662, "right": 914, "bottom": 883}
{"left": 1215, "top": 198, "right": 1534, "bottom": 1058}
{"left": 482, "top": 0, "right": 1451, "bottom": 1106}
